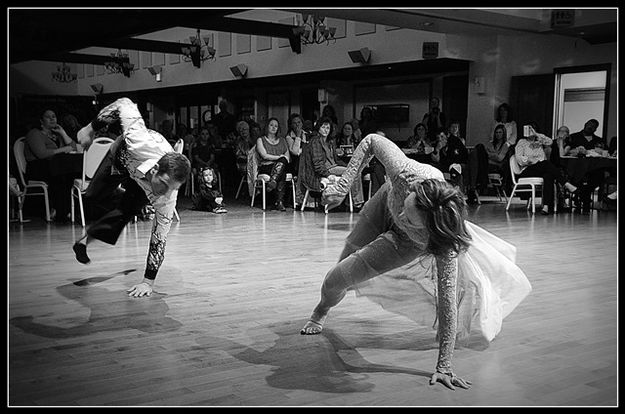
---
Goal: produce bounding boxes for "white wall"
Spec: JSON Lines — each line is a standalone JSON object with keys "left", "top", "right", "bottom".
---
{"left": 9, "top": 11, "right": 617, "bottom": 145}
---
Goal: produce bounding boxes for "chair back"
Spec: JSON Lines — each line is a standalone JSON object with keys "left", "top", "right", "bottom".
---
{"left": 173, "top": 138, "right": 184, "bottom": 154}
{"left": 509, "top": 156, "right": 522, "bottom": 185}
{"left": 246, "top": 145, "right": 260, "bottom": 197}
{"left": 12, "top": 137, "right": 28, "bottom": 187}
{"left": 84, "top": 137, "right": 114, "bottom": 180}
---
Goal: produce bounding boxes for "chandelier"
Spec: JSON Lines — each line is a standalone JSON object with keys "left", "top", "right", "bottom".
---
{"left": 104, "top": 49, "right": 135, "bottom": 77}
{"left": 297, "top": 14, "right": 337, "bottom": 45}
{"left": 181, "top": 29, "right": 216, "bottom": 68}
{"left": 51, "top": 63, "right": 77, "bottom": 83}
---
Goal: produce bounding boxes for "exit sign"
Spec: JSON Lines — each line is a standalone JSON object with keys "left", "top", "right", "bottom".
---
{"left": 551, "top": 10, "right": 575, "bottom": 28}
{"left": 422, "top": 42, "right": 439, "bottom": 59}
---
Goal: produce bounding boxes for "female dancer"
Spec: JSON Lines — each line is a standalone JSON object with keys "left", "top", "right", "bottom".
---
{"left": 301, "top": 133, "right": 532, "bottom": 390}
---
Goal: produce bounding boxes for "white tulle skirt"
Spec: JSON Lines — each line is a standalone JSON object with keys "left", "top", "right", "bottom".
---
{"left": 352, "top": 221, "right": 532, "bottom": 344}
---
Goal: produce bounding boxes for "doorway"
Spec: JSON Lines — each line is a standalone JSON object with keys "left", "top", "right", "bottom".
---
{"left": 553, "top": 64, "right": 610, "bottom": 138}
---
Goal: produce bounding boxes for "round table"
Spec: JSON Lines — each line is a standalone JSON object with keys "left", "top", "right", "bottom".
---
{"left": 558, "top": 155, "right": 617, "bottom": 184}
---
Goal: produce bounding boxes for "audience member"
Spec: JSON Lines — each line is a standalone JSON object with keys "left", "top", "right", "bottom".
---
{"left": 321, "top": 104, "right": 339, "bottom": 139}
{"left": 59, "top": 113, "right": 83, "bottom": 142}
{"left": 192, "top": 166, "right": 227, "bottom": 214}
{"left": 423, "top": 97, "right": 446, "bottom": 142}
{"left": 256, "top": 117, "right": 290, "bottom": 211}
{"left": 233, "top": 120, "right": 254, "bottom": 178}
{"left": 285, "top": 113, "right": 309, "bottom": 175}
{"left": 465, "top": 124, "right": 510, "bottom": 204}
{"left": 550, "top": 125, "right": 572, "bottom": 162}
{"left": 431, "top": 128, "right": 469, "bottom": 191}
{"left": 23, "top": 109, "right": 78, "bottom": 222}
{"left": 492, "top": 103, "right": 518, "bottom": 146}
{"left": 298, "top": 117, "right": 365, "bottom": 211}
{"left": 568, "top": 119, "right": 606, "bottom": 156}
{"left": 192, "top": 127, "right": 218, "bottom": 172}
{"left": 405, "top": 122, "right": 434, "bottom": 153}
{"left": 514, "top": 125, "right": 578, "bottom": 215}
{"left": 335, "top": 121, "right": 358, "bottom": 148}
{"left": 159, "top": 119, "right": 177, "bottom": 147}
{"left": 358, "top": 106, "right": 378, "bottom": 139}
{"left": 608, "top": 135, "right": 617, "bottom": 156}
{"left": 213, "top": 100, "right": 237, "bottom": 141}
{"left": 448, "top": 121, "right": 466, "bottom": 145}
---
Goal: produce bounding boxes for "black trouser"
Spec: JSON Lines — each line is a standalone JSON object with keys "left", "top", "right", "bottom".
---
{"left": 518, "top": 160, "right": 567, "bottom": 209}
{"left": 84, "top": 151, "right": 148, "bottom": 245}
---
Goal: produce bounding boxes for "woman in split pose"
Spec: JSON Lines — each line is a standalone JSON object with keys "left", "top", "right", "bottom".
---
{"left": 300, "top": 133, "right": 532, "bottom": 390}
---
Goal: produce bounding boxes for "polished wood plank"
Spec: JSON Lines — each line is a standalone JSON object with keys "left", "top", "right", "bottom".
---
{"left": 8, "top": 196, "right": 618, "bottom": 406}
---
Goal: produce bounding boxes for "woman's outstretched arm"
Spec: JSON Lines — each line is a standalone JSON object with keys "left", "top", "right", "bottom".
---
{"left": 429, "top": 253, "right": 471, "bottom": 390}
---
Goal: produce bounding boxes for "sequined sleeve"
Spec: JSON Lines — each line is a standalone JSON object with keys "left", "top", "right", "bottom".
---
{"left": 434, "top": 253, "right": 458, "bottom": 374}
{"left": 322, "top": 134, "right": 413, "bottom": 202}
{"left": 143, "top": 191, "right": 177, "bottom": 280}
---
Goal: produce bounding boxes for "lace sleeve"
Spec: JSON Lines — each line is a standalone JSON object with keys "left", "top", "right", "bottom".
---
{"left": 434, "top": 252, "right": 458, "bottom": 375}
{"left": 143, "top": 192, "right": 176, "bottom": 280}
{"left": 322, "top": 134, "right": 410, "bottom": 205}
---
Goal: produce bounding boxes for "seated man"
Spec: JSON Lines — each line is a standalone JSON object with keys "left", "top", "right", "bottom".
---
{"left": 568, "top": 119, "right": 610, "bottom": 210}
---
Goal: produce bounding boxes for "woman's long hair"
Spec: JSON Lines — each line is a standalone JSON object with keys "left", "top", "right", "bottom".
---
{"left": 492, "top": 124, "right": 508, "bottom": 150}
{"left": 410, "top": 178, "right": 472, "bottom": 257}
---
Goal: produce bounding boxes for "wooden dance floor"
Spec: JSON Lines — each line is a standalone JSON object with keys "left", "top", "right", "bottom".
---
{"left": 8, "top": 196, "right": 618, "bottom": 406}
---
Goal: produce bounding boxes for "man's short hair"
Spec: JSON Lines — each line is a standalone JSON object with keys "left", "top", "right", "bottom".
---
{"left": 157, "top": 152, "right": 191, "bottom": 183}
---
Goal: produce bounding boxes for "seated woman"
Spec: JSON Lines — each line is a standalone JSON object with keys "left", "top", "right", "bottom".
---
{"left": 466, "top": 124, "right": 510, "bottom": 204}
{"left": 285, "top": 113, "right": 308, "bottom": 176}
{"left": 514, "top": 125, "right": 578, "bottom": 215}
{"left": 405, "top": 122, "right": 433, "bottom": 153}
{"left": 431, "top": 128, "right": 468, "bottom": 191}
{"left": 233, "top": 120, "right": 253, "bottom": 179}
{"left": 335, "top": 121, "right": 358, "bottom": 148}
{"left": 298, "top": 117, "right": 365, "bottom": 211}
{"left": 256, "top": 117, "right": 291, "bottom": 211}
{"left": 24, "top": 109, "right": 79, "bottom": 222}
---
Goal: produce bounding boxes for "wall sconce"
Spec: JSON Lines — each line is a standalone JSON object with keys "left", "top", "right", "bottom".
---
{"left": 51, "top": 63, "right": 77, "bottom": 83}
{"left": 230, "top": 64, "right": 248, "bottom": 78}
{"left": 147, "top": 65, "right": 162, "bottom": 82}
{"left": 181, "top": 28, "right": 216, "bottom": 68}
{"left": 318, "top": 88, "right": 329, "bottom": 103}
{"left": 348, "top": 47, "right": 371, "bottom": 64}
{"left": 473, "top": 77, "right": 486, "bottom": 95}
{"left": 90, "top": 83, "right": 104, "bottom": 94}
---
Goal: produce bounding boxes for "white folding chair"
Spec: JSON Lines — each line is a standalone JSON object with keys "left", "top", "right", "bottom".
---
{"left": 487, "top": 173, "right": 508, "bottom": 203}
{"left": 505, "top": 157, "right": 556, "bottom": 214}
{"left": 13, "top": 137, "right": 51, "bottom": 222}
{"left": 71, "top": 137, "right": 114, "bottom": 226}
{"left": 301, "top": 184, "right": 353, "bottom": 214}
{"left": 251, "top": 173, "right": 296, "bottom": 210}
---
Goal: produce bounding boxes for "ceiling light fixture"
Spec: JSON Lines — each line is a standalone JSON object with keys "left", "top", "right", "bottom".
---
{"left": 51, "top": 63, "right": 77, "bottom": 83}
{"left": 181, "top": 28, "right": 216, "bottom": 68}
{"left": 104, "top": 49, "right": 135, "bottom": 77}
{"left": 295, "top": 13, "right": 337, "bottom": 46}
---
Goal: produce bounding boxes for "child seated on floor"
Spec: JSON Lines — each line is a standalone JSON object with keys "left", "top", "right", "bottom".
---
{"left": 192, "top": 167, "right": 227, "bottom": 214}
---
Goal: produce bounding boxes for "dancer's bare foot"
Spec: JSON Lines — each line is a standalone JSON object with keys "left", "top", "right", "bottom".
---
{"left": 300, "top": 314, "right": 327, "bottom": 335}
